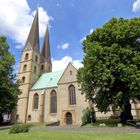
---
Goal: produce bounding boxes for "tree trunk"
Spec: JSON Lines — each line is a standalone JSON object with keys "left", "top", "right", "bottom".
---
{"left": 0, "top": 112, "right": 3, "bottom": 123}
{"left": 120, "top": 103, "right": 133, "bottom": 125}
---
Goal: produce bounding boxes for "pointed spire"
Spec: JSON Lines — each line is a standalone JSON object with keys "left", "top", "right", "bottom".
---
{"left": 41, "top": 25, "right": 51, "bottom": 63}
{"left": 24, "top": 9, "right": 40, "bottom": 52}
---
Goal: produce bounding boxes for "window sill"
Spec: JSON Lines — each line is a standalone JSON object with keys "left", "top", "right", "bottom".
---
{"left": 50, "top": 113, "right": 57, "bottom": 116}
{"left": 33, "top": 109, "right": 39, "bottom": 111}
{"left": 68, "top": 104, "right": 76, "bottom": 107}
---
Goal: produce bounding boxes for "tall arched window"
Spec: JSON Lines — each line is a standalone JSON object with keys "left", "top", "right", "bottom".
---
{"left": 23, "top": 64, "right": 27, "bottom": 72}
{"left": 48, "top": 66, "right": 51, "bottom": 72}
{"left": 50, "top": 90, "right": 57, "bottom": 113}
{"left": 70, "top": 70, "right": 72, "bottom": 75}
{"left": 34, "top": 66, "right": 37, "bottom": 73}
{"left": 16, "top": 114, "right": 19, "bottom": 120}
{"left": 21, "top": 76, "right": 25, "bottom": 83}
{"left": 33, "top": 93, "right": 39, "bottom": 110}
{"left": 41, "top": 65, "right": 44, "bottom": 71}
{"left": 35, "top": 55, "right": 38, "bottom": 62}
{"left": 28, "top": 115, "right": 31, "bottom": 121}
{"left": 69, "top": 85, "right": 76, "bottom": 105}
{"left": 25, "top": 53, "right": 29, "bottom": 60}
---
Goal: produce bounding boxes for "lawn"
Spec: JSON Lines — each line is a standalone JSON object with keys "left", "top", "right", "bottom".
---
{"left": 0, "top": 129, "right": 140, "bottom": 140}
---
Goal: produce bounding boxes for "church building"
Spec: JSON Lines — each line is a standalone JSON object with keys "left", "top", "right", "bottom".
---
{"left": 16, "top": 10, "right": 140, "bottom": 125}
{"left": 16, "top": 10, "right": 89, "bottom": 125}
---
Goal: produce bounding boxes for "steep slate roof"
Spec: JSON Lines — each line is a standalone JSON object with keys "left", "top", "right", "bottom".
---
{"left": 41, "top": 25, "right": 51, "bottom": 63}
{"left": 31, "top": 71, "right": 64, "bottom": 90}
{"left": 24, "top": 10, "right": 40, "bottom": 52}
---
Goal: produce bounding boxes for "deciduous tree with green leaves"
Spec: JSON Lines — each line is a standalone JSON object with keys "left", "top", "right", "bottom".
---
{"left": 78, "top": 18, "right": 140, "bottom": 124}
{"left": 0, "top": 36, "right": 20, "bottom": 123}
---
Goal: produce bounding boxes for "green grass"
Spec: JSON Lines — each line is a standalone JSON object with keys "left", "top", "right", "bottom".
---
{"left": 0, "top": 129, "right": 140, "bottom": 140}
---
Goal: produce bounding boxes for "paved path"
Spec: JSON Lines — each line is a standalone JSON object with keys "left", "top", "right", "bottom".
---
{"left": 0, "top": 125, "right": 12, "bottom": 130}
{"left": 1, "top": 125, "right": 140, "bottom": 133}
{"left": 32, "top": 125, "right": 140, "bottom": 133}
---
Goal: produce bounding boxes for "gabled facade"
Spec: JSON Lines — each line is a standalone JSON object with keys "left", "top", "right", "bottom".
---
{"left": 26, "top": 63, "right": 89, "bottom": 125}
{"left": 16, "top": 10, "right": 89, "bottom": 125}
{"left": 16, "top": 10, "right": 140, "bottom": 125}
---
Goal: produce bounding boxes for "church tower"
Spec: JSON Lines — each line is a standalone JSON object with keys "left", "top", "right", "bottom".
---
{"left": 40, "top": 26, "right": 52, "bottom": 73}
{"left": 17, "top": 10, "right": 40, "bottom": 123}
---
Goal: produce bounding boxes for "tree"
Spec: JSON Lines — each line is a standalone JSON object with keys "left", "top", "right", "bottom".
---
{"left": 0, "top": 36, "right": 20, "bottom": 123}
{"left": 78, "top": 18, "right": 140, "bottom": 124}
{"left": 82, "top": 107, "right": 96, "bottom": 125}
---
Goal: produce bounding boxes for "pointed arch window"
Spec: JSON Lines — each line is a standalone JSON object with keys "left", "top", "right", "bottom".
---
{"left": 50, "top": 90, "right": 57, "bottom": 113}
{"left": 35, "top": 55, "right": 38, "bottom": 62}
{"left": 28, "top": 115, "right": 31, "bottom": 121}
{"left": 16, "top": 114, "right": 19, "bottom": 120}
{"left": 48, "top": 66, "right": 51, "bottom": 72}
{"left": 41, "top": 65, "right": 44, "bottom": 71}
{"left": 23, "top": 64, "right": 27, "bottom": 72}
{"left": 33, "top": 93, "right": 39, "bottom": 110}
{"left": 21, "top": 76, "right": 25, "bottom": 83}
{"left": 69, "top": 85, "right": 76, "bottom": 105}
{"left": 34, "top": 66, "right": 37, "bottom": 73}
{"left": 70, "top": 70, "right": 72, "bottom": 75}
{"left": 25, "top": 53, "right": 29, "bottom": 60}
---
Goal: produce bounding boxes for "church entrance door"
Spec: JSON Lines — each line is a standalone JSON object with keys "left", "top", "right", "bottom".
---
{"left": 66, "top": 112, "right": 72, "bottom": 125}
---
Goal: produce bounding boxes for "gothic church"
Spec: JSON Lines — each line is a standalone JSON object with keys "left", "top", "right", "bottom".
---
{"left": 16, "top": 10, "right": 90, "bottom": 125}
{"left": 16, "top": 10, "right": 140, "bottom": 125}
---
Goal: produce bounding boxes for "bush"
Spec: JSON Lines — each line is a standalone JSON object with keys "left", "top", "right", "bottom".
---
{"left": 82, "top": 107, "right": 96, "bottom": 125}
{"left": 9, "top": 124, "right": 31, "bottom": 134}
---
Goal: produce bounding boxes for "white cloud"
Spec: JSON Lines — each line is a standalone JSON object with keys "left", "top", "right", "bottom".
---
{"left": 34, "top": 7, "right": 53, "bottom": 37}
{"left": 80, "top": 28, "right": 93, "bottom": 43}
{"left": 132, "top": 0, "right": 140, "bottom": 12}
{"left": 0, "top": 0, "right": 53, "bottom": 48}
{"left": 57, "top": 42, "right": 70, "bottom": 50}
{"left": 80, "top": 37, "right": 86, "bottom": 43}
{"left": 72, "top": 60, "right": 83, "bottom": 69}
{"left": 90, "top": 28, "right": 94, "bottom": 34}
{"left": 52, "top": 56, "right": 83, "bottom": 71}
{"left": 15, "top": 44, "right": 23, "bottom": 49}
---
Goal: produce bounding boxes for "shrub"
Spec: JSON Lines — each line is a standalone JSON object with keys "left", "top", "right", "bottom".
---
{"left": 9, "top": 124, "right": 31, "bottom": 134}
{"left": 82, "top": 107, "right": 96, "bottom": 125}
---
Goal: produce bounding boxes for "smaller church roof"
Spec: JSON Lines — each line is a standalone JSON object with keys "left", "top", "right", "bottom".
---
{"left": 31, "top": 71, "right": 64, "bottom": 90}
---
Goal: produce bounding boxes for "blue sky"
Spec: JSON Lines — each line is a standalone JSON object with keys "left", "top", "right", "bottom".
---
{"left": 0, "top": 0, "right": 140, "bottom": 72}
